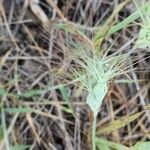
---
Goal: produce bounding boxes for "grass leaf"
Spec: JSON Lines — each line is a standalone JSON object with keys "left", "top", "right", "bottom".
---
{"left": 108, "top": 3, "right": 150, "bottom": 36}
{"left": 132, "top": 141, "right": 150, "bottom": 150}
{"left": 11, "top": 145, "right": 30, "bottom": 150}
{"left": 3, "top": 107, "right": 35, "bottom": 113}
{"left": 96, "top": 138, "right": 129, "bottom": 150}
{"left": 97, "top": 111, "right": 144, "bottom": 134}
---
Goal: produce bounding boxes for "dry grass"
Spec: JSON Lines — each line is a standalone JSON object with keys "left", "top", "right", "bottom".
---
{"left": 0, "top": 0, "right": 150, "bottom": 150}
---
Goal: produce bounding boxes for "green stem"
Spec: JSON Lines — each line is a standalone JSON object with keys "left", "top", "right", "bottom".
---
{"left": 92, "top": 112, "right": 97, "bottom": 150}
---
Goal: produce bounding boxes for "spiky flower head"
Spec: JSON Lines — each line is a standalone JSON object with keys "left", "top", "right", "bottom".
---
{"left": 69, "top": 42, "right": 129, "bottom": 114}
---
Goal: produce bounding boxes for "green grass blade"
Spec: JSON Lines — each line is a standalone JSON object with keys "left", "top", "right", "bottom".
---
{"left": 3, "top": 107, "right": 35, "bottom": 113}
{"left": 11, "top": 145, "right": 31, "bottom": 150}
{"left": 107, "top": 4, "right": 150, "bottom": 36}
{"left": 97, "top": 111, "right": 144, "bottom": 134}
{"left": 96, "top": 138, "right": 129, "bottom": 150}
{"left": 132, "top": 142, "right": 150, "bottom": 150}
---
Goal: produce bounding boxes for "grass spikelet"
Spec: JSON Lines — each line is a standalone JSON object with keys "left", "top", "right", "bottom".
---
{"left": 64, "top": 37, "right": 132, "bottom": 150}
{"left": 67, "top": 42, "right": 130, "bottom": 114}
{"left": 86, "top": 55, "right": 127, "bottom": 111}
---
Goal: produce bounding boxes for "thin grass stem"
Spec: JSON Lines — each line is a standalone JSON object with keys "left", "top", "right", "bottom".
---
{"left": 92, "top": 112, "right": 97, "bottom": 150}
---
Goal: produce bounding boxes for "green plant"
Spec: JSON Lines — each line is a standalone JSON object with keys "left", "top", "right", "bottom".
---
{"left": 70, "top": 46, "right": 131, "bottom": 150}
{"left": 2, "top": 1, "right": 149, "bottom": 149}
{"left": 96, "top": 138, "right": 150, "bottom": 150}
{"left": 49, "top": 1, "right": 150, "bottom": 149}
{"left": 133, "top": 1, "right": 150, "bottom": 48}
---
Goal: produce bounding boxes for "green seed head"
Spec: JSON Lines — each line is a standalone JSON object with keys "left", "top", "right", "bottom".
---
{"left": 71, "top": 46, "right": 129, "bottom": 113}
